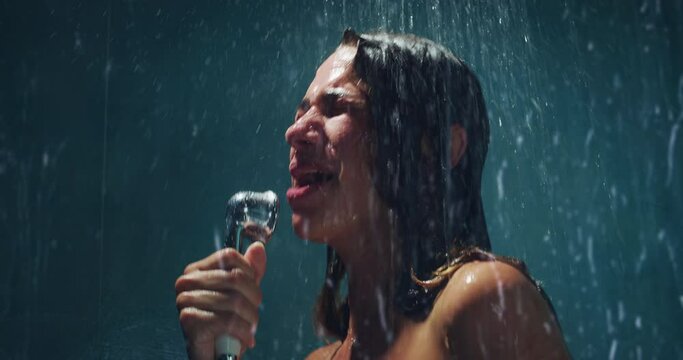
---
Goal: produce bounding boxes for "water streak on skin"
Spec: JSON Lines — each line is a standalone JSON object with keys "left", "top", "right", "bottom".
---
{"left": 492, "top": 262, "right": 506, "bottom": 321}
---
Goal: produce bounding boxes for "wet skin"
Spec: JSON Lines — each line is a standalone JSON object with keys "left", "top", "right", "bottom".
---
{"left": 291, "top": 46, "right": 572, "bottom": 359}
{"left": 285, "top": 45, "right": 383, "bottom": 255}
{"left": 175, "top": 45, "right": 571, "bottom": 360}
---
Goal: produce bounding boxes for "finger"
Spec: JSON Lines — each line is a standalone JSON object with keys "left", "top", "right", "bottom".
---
{"left": 176, "top": 290, "right": 259, "bottom": 325}
{"left": 244, "top": 241, "right": 267, "bottom": 285}
{"left": 175, "top": 269, "right": 262, "bottom": 306}
{"left": 179, "top": 307, "right": 255, "bottom": 354}
{"left": 184, "top": 248, "right": 256, "bottom": 278}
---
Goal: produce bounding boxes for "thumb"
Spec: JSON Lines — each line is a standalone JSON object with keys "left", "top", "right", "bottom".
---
{"left": 244, "top": 241, "right": 267, "bottom": 285}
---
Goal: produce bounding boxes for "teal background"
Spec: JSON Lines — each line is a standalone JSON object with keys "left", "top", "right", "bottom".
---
{"left": 1, "top": 0, "right": 682, "bottom": 358}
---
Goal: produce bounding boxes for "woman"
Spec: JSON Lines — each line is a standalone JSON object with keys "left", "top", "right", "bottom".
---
{"left": 175, "top": 29, "right": 571, "bottom": 359}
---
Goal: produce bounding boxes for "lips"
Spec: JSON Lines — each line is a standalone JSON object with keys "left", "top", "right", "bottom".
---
{"left": 286, "top": 162, "right": 337, "bottom": 204}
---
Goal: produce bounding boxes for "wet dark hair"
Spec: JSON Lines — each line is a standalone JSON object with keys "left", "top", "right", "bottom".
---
{"left": 315, "top": 29, "right": 492, "bottom": 340}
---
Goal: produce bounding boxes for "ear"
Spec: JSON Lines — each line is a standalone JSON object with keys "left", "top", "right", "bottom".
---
{"left": 450, "top": 123, "right": 468, "bottom": 168}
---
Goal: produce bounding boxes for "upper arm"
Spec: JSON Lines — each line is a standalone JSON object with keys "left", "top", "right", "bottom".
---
{"left": 431, "top": 261, "right": 570, "bottom": 359}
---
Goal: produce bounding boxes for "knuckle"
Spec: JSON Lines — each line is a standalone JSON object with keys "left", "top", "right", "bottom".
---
{"left": 175, "top": 275, "right": 186, "bottom": 292}
{"left": 175, "top": 275, "right": 194, "bottom": 292}
{"left": 174, "top": 276, "right": 186, "bottom": 293}
{"left": 220, "top": 248, "right": 240, "bottom": 266}
{"left": 224, "top": 268, "right": 244, "bottom": 285}
{"left": 174, "top": 278, "right": 181, "bottom": 293}
{"left": 178, "top": 308, "right": 199, "bottom": 328}
{"left": 176, "top": 291, "right": 193, "bottom": 310}
{"left": 183, "top": 264, "right": 193, "bottom": 275}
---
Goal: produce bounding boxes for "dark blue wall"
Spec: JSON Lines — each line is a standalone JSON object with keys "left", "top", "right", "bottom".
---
{"left": 1, "top": 0, "right": 682, "bottom": 358}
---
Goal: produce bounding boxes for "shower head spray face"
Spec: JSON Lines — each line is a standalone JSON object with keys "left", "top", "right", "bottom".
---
{"left": 225, "top": 190, "right": 279, "bottom": 251}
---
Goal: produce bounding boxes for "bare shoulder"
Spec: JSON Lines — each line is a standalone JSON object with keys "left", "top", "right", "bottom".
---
{"left": 430, "top": 260, "right": 571, "bottom": 359}
{"left": 305, "top": 341, "right": 341, "bottom": 360}
{"left": 432, "top": 260, "right": 539, "bottom": 318}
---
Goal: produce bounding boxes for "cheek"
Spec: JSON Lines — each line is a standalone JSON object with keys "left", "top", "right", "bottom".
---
{"left": 325, "top": 118, "right": 370, "bottom": 158}
{"left": 324, "top": 117, "right": 354, "bottom": 144}
{"left": 323, "top": 117, "right": 375, "bottom": 192}
{"left": 336, "top": 143, "right": 375, "bottom": 196}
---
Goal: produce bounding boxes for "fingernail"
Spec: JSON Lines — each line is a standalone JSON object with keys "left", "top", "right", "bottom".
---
{"left": 250, "top": 323, "right": 258, "bottom": 335}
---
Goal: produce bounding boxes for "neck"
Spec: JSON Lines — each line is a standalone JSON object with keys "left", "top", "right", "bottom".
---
{"left": 335, "top": 214, "right": 405, "bottom": 358}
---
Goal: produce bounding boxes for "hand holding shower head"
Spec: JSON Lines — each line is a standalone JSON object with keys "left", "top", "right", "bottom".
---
{"left": 218, "top": 190, "right": 279, "bottom": 360}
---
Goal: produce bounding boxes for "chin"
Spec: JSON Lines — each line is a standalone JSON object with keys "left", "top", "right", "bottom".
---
{"left": 291, "top": 213, "right": 327, "bottom": 243}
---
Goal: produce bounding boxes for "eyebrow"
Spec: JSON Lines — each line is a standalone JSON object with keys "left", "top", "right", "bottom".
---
{"left": 297, "top": 87, "right": 366, "bottom": 113}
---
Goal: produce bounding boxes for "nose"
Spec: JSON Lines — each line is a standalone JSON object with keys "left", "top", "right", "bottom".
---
{"left": 285, "top": 111, "right": 323, "bottom": 152}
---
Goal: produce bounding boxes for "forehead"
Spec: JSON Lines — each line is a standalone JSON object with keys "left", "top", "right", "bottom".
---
{"left": 305, "top": 45, "right": 362, "bottom": 98}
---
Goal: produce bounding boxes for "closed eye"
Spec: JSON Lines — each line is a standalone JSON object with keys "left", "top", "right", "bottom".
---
{"left": 294, "top": 88, "right": 367, "bottom": 121}
{"left": 322, "top": 90, "right": 366, "bottom": 117}
{"left": 294, "top": 98, "right": 311, "bottom": 122}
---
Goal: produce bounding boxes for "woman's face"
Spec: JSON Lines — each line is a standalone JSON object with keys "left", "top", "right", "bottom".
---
{"left": 285, "top": 46, "right": 389, "bottom": 251}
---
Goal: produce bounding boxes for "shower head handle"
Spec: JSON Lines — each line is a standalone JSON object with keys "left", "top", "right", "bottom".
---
{"left": 218, "top": 190, "right": 279, "bottom": 360}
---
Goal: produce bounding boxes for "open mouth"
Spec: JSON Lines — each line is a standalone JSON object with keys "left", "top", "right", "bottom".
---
{"left": 296, "top": 171, "right": 335, "bottom": 187}
{"left": 287, "top": 163, "right": 338, "bottom": 203}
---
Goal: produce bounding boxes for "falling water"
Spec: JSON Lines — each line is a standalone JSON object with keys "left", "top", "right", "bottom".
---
{"left": 1, "top": 0, "right": 682, "bottom": 359}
